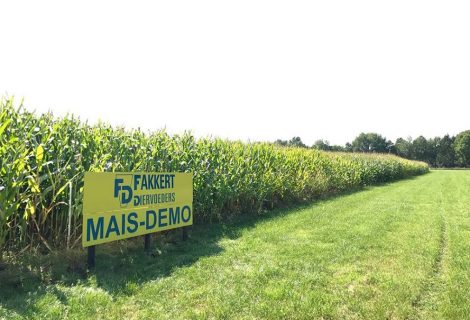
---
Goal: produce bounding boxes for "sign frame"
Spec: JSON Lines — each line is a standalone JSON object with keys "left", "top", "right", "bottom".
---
{"left": 82, "top": 171, "right": 193, "bottom": 267}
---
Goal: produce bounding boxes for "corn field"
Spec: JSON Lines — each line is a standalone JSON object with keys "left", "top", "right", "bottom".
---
{"left": 0, "top": 98, "right": 429, "bottom": 251}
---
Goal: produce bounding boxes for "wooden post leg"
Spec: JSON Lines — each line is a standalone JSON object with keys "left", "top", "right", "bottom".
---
{"left": 144, "top": 234, "right": 151, "bottom": 251}
{"left": 88, "top": 245, "right": 96, "bottom": 269}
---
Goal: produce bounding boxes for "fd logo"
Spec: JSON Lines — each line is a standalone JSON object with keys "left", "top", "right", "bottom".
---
{"left": 113, "top": 174, "right": 133, "bottom": 207}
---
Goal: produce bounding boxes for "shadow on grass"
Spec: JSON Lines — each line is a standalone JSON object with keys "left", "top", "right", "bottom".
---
{"left": 1, "top": 208, "right": 283, "bottom": 316}
{"left": 0, "top": 173, "right": 424, "bottom": 316}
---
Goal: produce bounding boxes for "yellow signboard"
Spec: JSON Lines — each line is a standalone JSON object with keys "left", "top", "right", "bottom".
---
{"left": 82, "top": 172, "right": 193, "bottom": 247}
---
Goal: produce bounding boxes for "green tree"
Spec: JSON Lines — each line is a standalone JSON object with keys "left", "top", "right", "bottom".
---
{"left": 330, "top": 145, "right": 346, "bottom": 152}
{"left": 274, "top": 137, "right": 307, "bottom": 148}
{"left": 410, "top": 136, "right": 433, "bottom": 163}
{"left": 435, "top": 135, "right": 455, "bottom": 167}
{"left": 274, "top": 139, "right": 288, "bottom": 146}
{"left": 454, "top": 130, "right": 470, "bottom": 167}
{"left": 288, "top": 136, "right": 307, "bottom": 148}
{"left": 312, "top": 139, "right": 331, "bottom": 151}
{"left": 351, "top": 133, "right": 389, "bottom": 153}
{"left": 394, "top": 137, "right": 412, "bottom": 158}
{"left": 386, "top": 139, "right": 396, "bottom": 154}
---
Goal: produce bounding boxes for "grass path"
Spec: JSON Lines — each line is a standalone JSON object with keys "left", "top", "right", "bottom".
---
{"left": 1, "top": 170, "right": 469, "bottom": 319}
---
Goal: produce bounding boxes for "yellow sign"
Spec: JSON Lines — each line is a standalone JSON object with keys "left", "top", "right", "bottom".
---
{"left": 82, "top": 172, "right": 193, "bottom": 247}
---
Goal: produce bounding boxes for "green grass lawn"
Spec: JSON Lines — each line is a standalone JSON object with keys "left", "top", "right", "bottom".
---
{"left": 1, "top": 170, "right": 469, "bottom": 319}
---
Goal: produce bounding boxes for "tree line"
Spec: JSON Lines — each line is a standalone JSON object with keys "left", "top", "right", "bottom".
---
{"left": 275, "top": 130, "right": 470, "bottom": 167}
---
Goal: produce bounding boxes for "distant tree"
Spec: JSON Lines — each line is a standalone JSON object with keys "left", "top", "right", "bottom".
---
{"left": 312, "top": 139, "right": 331, "bottom": 151}
{"left": 410, "top": 136, "right": 433, "bottom": 163}
{"left": 330, "top": 145, "right": 346, "bottom": 152}
{"left": 385, "top": 140, "right": 395, "bottom": 154}
{"left": 454, "top": 130, "right": 470, "bottom": 167}
{"left": 351, "top": 133, "right": 389, "bottom": 153}
{"left": 274, "top": 139, "right": 288, "bottom": 146}
{"left": 426, "top": 137, "right": 441, "bottom": 166}
{"left": 288, "top": 136, "right": 307, "bottom": 148}
{"left": 394, "top": 137, "right": 412, "bottom": 158}
{"left": 273, "top": 131, "right": 468, "bottom": 167}
{"left": 435, "top": 135, "right": 455, "bottom": 167}
{"left": 274, "top": 137, "right": 307, "bottom": 148}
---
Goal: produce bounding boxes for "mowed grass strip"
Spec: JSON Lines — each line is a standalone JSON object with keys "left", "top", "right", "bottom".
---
{"left": 1, "top": 170, "right": 469, "bottom": 319}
